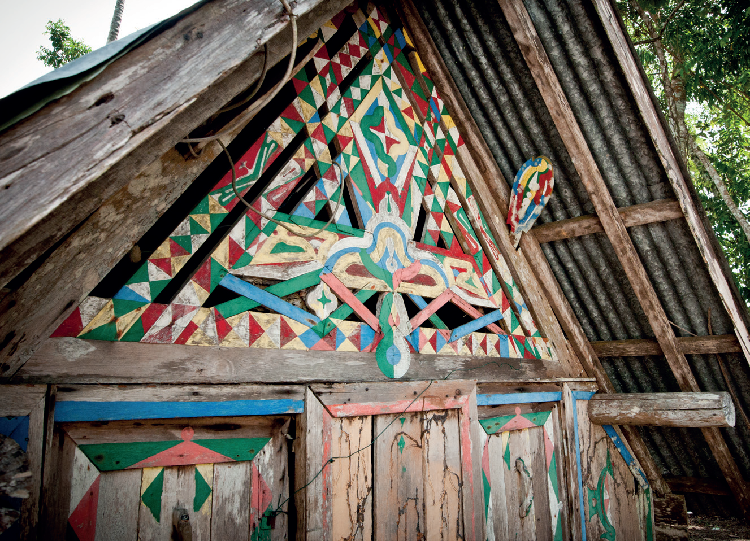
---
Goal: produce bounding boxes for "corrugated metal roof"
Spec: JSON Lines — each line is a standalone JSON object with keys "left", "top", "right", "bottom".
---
{"left": 416, "top": 0, "right": 750, "bottom": 514}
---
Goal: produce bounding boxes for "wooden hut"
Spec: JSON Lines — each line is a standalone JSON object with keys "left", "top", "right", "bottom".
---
{"left": 0, "top": 0, "right": 747, "bottom": 539}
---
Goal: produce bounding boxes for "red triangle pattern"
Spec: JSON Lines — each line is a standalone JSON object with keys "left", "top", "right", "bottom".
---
{"left": 68, "top": 475, "right": 100, "bottom": 541}
{"left": 52, "top": 307, "right": 83, "bottom": 337}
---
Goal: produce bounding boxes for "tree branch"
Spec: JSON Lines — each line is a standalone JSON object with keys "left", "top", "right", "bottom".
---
{"left": 632, "top": 0, "right": 687, "bottom": 45}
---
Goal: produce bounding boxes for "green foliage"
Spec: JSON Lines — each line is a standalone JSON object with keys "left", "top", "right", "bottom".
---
{"left": 618, "top": 0, "right": 750, "bottom": 306}
{"left": 36, "top": 19, "right": 92, "bottom": 69}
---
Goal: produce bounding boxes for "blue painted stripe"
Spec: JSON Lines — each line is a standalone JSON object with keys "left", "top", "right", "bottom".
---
{"left": 572, "top": 391, "right": 596, "bottom": 401}
{"left": 0, "top": 416, "right": 29, "bottom": 452}
{"left": 55, "top": 399, "right": 305, "bottom": 422}
{"left": 478, "top": 392, "right": 562, "bottom": 406}
{"left": 221, "top": 274, "right": 319, "bottom": 327}
{"left": 407, "top": 294, "right": 429, "bottom": 309}
{"left": 449, "top": 309, "right": 504, "bottom": 342}
{"left": 572, "top": 393, "right": 587, "bottom": 541}
{"left": 603, "top": 424, "right": 650, "bottom": 488}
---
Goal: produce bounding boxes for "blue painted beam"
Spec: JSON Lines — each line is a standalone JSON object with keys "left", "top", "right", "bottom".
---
{"left": 55, "top": 399, "right": 305, "bottom": 422}
{"left": 478, "top": 392, "right": 562, "bottom": 406}
{"left": 221, "top": 274, "right": 319, "bottom": 327}
{"left": 449, "top": 309, "right": 504, "bottom": 342}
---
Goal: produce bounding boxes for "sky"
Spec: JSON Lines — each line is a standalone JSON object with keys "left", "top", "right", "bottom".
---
{"left": 0, "top": 0, "right": 199, "bottom": 98}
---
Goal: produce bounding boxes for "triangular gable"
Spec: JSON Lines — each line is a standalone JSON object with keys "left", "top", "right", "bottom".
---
{"left": 53, "top": 3, "right": 556, "bottom": 379}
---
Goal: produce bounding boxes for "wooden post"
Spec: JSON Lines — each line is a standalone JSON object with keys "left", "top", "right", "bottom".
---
{"left": 589, "top": 392, "right": 735, "bottom": 427}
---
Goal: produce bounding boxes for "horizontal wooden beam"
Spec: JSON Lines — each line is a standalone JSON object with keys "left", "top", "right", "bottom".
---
{"left": 666, "top": 476, "right": 732, "bottom": 496}
{"left": 589, "top": 392, "right": 735, "bottom": 427}
{"left": 591, "top": 334, "right": 741, "bottom": 357}
{"left": 14, "top": 338, "right": 570, "bottom": 384}
{"left": 531, "top": 199, "right": 683, "bottom": 243}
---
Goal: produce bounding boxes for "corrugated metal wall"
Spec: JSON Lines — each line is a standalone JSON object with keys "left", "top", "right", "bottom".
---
{"left": 415, "top": 0, "right": 750, "bottom": 514}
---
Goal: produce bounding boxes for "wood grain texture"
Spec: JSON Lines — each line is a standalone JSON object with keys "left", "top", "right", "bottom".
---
{"left": 591, "top": 335, "right": 742, "bottom": 357}
{"left": 61, "top": 416, "right": 286, "bottom": 445}
{"left": 254, "top": 420, "right": 290, "bottom": 541}
{"left": 531, "top": 200, "right": 683, "bottom": 243}
{"left": 95, "top": 469, "right": 141, "bottom": 541}
{"left": 592, "top": 0, "right": 750, "bottom": 377}
{"left": 575, "top": 400, "right": 644, "bottom": 541}
{"left": 0, "top": 0, "right": 346, "bottom": 289}
{"left": 54, "top": 384, "right": 304, "bottom": 403}
{"left": 331, "top": 416, "right": 372, "bottom": 541}
{"left": 561, "top": 384, "right": 583, "bottom": 541}
{"left": 0, "top": 0, "right": 351, "bottom": 380}
{"left": 0, "top": 384, "right": 46, "bottom": 416}
{"left": 394, "top": 0, "right": 584, "bottom": 377}
{"left": 373, "top": 412, "right": 424, "bottom": 540}
{"left": 212, "top": 462, "right": 250, "bottom": 541}
{"left": 13, "top": 389, "right": 45, "bottom": 540}
{"left": 589, "top": 392, "right": 735, "bottom": 427}
{"left": 298, "top": 388, "right": 331, "bottom": 541}
{"left": 40, "top": 427, "right": 76, "bottom": 539}
{"left": 529, "top": 427, "right": 553, "bottom": 540}
{"left": 665, "top": 476, "right": 731, "bottom": 496}
{"left": 423, "top": 409, "right": 463, "bottom": 540}
{"left": 19, "top": 339, "right": 569, "bottom": 383}
{"left": 488, "top": 434, "right": 510, "bottom": 540}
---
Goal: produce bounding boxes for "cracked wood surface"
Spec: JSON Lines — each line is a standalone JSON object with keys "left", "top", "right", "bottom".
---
{"left": 331, "top": 416, "right": 372, "bottom": 541}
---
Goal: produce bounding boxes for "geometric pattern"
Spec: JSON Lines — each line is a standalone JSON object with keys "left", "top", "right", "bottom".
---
{"left": 53, "top": 2, "right": 554, "bottom": 372}
{"left": 481, "top": 407, "right": 563, "bottom": 541}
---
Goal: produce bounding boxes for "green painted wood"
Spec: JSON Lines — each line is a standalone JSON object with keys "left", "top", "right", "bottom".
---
{"left": 142, "top": 468, "right": 164, "bottom": 523}
{"left": 193, "top": 466, "right": 213, "bottom": 512}
{"left": 197, "top": 437, "right": 270, "bottom": 462}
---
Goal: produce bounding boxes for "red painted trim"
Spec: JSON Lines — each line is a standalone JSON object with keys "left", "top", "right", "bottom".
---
{"left": 409, "top": 289, "right": 453, "bottom": 329}
{"left": 326, "top": 395, "right": 468, "bottom": 417}
{"left": 321, "top": 273, "right": 380, "bottom": 331}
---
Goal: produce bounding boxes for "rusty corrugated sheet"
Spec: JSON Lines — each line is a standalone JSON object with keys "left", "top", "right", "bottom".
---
{"left": 416, "top": 0, "right": 750, "bottom": 515}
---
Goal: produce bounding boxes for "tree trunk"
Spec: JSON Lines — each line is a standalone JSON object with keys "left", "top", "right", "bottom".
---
{"left": 107, "top": 0, "right": 125, "bottom": 43}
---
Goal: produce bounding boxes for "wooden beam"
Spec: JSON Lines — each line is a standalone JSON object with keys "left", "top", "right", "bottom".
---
{"left": 0, "top": 2, "right": 348, "bottom": 379}
{"left": 592, "top": 334, "right": 742, "bottom": 357}
{"left": 397, "top": 0, "right": 668, "bottom": 495}
{"left": 14, "top": 337, "right": 571, "bottom": 384}
{"left": 532, "top": 199, "right": 684, "bottom": 243}
{"left": 0, "top": 0, "right": 333, "bottom": 289}
{"left": 653, "top": 494, "right": 689, "bottom": 541}
{"left": 592, "top": 0, "right": 750, "bottom": 375}
{"left": 498, "top": 0, "right": 750, "bottom": 513}
{"left": 666, "top": 476, "right": 731, "bottom": 496}
{"left": 589, "top": 392, "right": 735, "bottom": 427}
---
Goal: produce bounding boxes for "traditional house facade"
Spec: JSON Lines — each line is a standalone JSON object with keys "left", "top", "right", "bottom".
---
{"left": 0, "top": 0, "right": 748, "bottom": 539}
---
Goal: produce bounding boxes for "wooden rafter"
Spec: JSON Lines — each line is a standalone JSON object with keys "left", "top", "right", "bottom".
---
{"left": 592, "top": 334, "right": 742, "bottom": 357}
{"left": 532, "top": 199, "right": 683, "bottom": 243}
{"left": 592, "top": 0, "right": 750, "bottom": 369}
{"left": 0, "top": 1, "right": 350, "bottom": 378}
{"left": 497, "top": 0, "right": 750, "bottom": 515}
{"left": 396, "top": 0, "right": 669, "bottom": 497}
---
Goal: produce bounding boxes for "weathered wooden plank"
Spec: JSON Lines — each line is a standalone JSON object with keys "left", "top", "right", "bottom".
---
{"left": 138, "top": 467, "right": 167, "bottom": 541}
{"left": 529, "top": 427, "right": 553, "bottom": 541}
{"left": 212, "top": 462, "right": 251, "bottom": 541}
{"left": 95, "top": 470, "right": 141, "bottom": 541}
{"left": 592, "top": 0, "right": 750, "bottom": 375}
{"left": 373, "top": 412, "right": 424, "bottom": 540}
{"left": 312, "top": 380, "right": 475, "bottom": 417}
{"left": 509, "top": 429, "right": 535, "bottom": 540}
{"left": 62, "top": 416, "right": 285, "bottom": 445}
{"left": 465, "top": 387, "right": 485, "bottom": 541}
{"left": 331, "top": 416, "right": 372, "bottom": 541}
{"left": 0, "top": 384, "right": 47, "bottom": 417}
{"left": 531, "top": 200, "right": 684, "bottom": 243}
{"left": 576, "top": 399, "right": 643, "bottom": 541}
{"left": 394, "top": 0, "right": 583, "bottom": 377}
{"left": 591, "top": 335, "right": 742, "bottom": 357}
{"left": 254, "top": 420, "right": 290, "bottom": 541}
{"left": 423, "top": 409, "right": 463, "bottom": 540}
{"left": 21, "top": 392, "right": 45, "bottom": 541}
{"left": 561, "top": 384, "right": 583, "bottom": 541}
{"left": 488, "top": 434, "right": 510, "bottom": 541}
{"left": 55, "top": 384, "right": 304, "bottom": 403}
{"left": 589, "top": 392, "right": 735, "bottom": 427}
{"left": 40, "top": 428, "right": 76, "bottom": 539}
{"left": 665, "top": 476, "right": 731, "bottom": 496}
{"left": 479, "top": 401, "right": 557, "bottom": 421}
{"left": 0, "top": 0, "right": 350, "bottom": 380}
{"left": 297, "top": 388, "right": 331, "bottom": 541}
{"left": 0, "top": 0, "right": 347, "bottom": 290}
{"left": 18, "top": 338, "right": 569, "bottom": 384}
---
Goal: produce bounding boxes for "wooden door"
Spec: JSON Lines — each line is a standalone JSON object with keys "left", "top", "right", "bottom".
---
{"left": 41, "top": 384, "right": 301, "bottom": 541}
{"left": 479, "top": 402, "right": 565, "bottom": 541}
{"left": 298, "top": 381, "right": 484, "bottom": 541}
